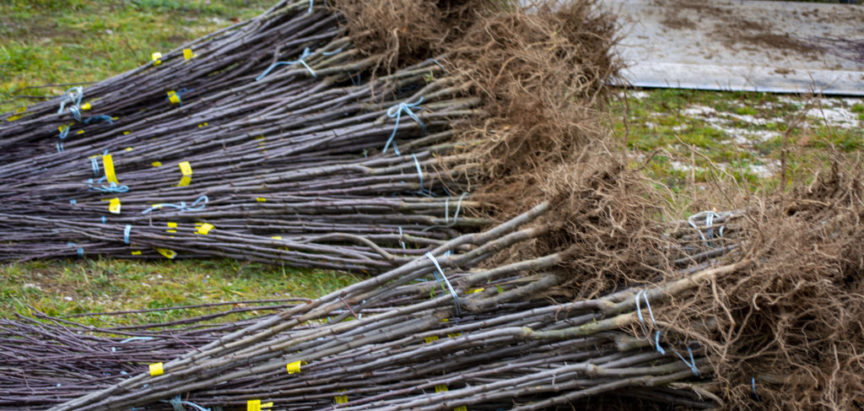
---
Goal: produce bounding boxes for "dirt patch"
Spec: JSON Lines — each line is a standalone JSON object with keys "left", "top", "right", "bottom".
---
{"left": 660, "top": 14, "right": 696, "bottom": 30}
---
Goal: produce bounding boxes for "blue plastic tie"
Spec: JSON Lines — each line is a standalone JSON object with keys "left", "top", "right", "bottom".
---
{"left": 84, "top": 115, "right": 114, "bottom": 125}
{"left": 430, "top": 58, "right": 446, "bottom": 72}
{"left": 56, "top": 142, "right": 64, "bottom": 153}
{"left": 307, "top": 0, "right": 314, "bottom": 13}
{"left": 120, "top": 336, "right": 154, "bottom": 344}
{"left": 168, "top": 395, "right": 211, "bottom": 411}
{"left": 321, "top": 47, "right": 343, "bottom": 57}
{"left": 398, "top": 227, "right": 407, "bottom": 250}
{"left": 67, "top": 242, "right": 84, "bottom": 257}
{"left": 91, "top": 157, "right": 101, "bottom": 176}
{"left": 256, "top": 47, "right": 315, "bottom": 81}
{"left": 424, "top": 252, "right": 460, "bottom": 315}
{"left": 447, "top": 193, "right": 467, "bottom": 226}
{"left": 411, "top": 154, "right": 425, "bottom": 193}
{"left": 384, "top": 97, "right": 425, "bottom": 156}
{"left": 141, "top": 195, "right": 209, "bottom": 214}
{"left": 70, "top": 199, "right": 77, "bottom": 205}
{"left": 101, "top": 216, "right": 107, "bottom": 224}
{"left": 58, "top": 86, "right": 84, "bottom": 122}
{"left": 752, "top": 377, "right": 760, "bottom": 401}
{"left": 59, "top": 125, "right": 71, "bottom": 140}
{"left": 123, "top": 225, "right": 132, "bottom": 245}
{"left": 674, "top": 346, "right": 700, "bottom": 376}
{"left": 687, "top": 210, "right": 723, "bottom": 244}
{"left": 94, "top": 182, "right": 130, "bottom": 193}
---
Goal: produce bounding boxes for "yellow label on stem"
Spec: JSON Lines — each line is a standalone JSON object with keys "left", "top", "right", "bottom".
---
{"left": 196, "top": 223, "right": 214, "bottom": 235}
{"left": 81, "top": 102, "right": 91, "bottom": 111}
{"left": 435, "top": 384, "right": 448, "bottom": 393}
{"left": 454, "top": 406, "right": 467, "bottom": 411}
{"left": 77, "top": 130, "right": 85, "bottom": 135}
{"left": 108, "top": 198, "right": 121, "bottom": 214}
{"left": 102, "top": 154, "right": 119, "bottom": 184}
{"left": 246, "top": 400, "right": 273, "bottom": 411}
{"left": 156, "top": 248, "right": 176, "bottom": 259}
{"left": 151, "top": 52, "right": 162, "bottom": 66}
{"left": 286, "top": 360, "right": 302, "bottom": 374}
{"left": 334, "top": 395, "right": 349, "bottom": 404}
{"left": 256, "top": 197, "right": 267, "bottom": 202}
{"left": 167, "top": 90, "right": 180, "bottom": 104}
{"left": 424, "top": 336, "right": 439, "bottom": 344}
{"left": 183, "top": 48, "right": 194, "bottom": 60}
{"left": 177, "top": 161, "right": 193, "bottom": 187}
{"left": 271, "top": 236, "right": 282, "bottom": 240}
{"left": 149, "top": 362, "right": 163, "bottom": 376}
{"left": 467, "top": 288, "right": 485, "bottom": 294}
{"left": 123, "top": 131, "right": 131, "bottom": 135}
{"left": 152, "top": 161, "right": 162, "bottom": 167}
{"left": 131, "top": 251, "right": 142, "bottom": 255}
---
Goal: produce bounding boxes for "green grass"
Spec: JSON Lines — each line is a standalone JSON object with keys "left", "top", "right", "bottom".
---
{"left": 609, "top": 89, "right": 863, "bottom": 192}
{"left": 0, "top": 258, "right": 359, "bottom": 326}
{"left": 0, "top": 0, "right": 272, "bottom": 113}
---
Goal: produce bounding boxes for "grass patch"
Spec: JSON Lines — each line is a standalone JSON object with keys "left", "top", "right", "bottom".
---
{"left": 0, "top": 0, "right": 270, "bottom": 113}
{"left": 0, "top": 258, "right": 358, "bottom": 327}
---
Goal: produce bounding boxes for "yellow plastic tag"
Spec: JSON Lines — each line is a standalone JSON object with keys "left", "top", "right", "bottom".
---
{"left": 108, "top": 198, "right": 121, "bottom": 214}
{"left": 81, "top": 102, "right": 91, "bottom": 111}
{"left": 467, "top": 288, "right": 485, "bottom": 294}
{"left": 247, "top": 400, "right": 273, "bottom": 411}
{"left": 196, "top": 223, "right": 214, "bottom": 235}
{"left": 177, "top": 161, "right": 193, "bottom": 187}
{"left": 123, "top": 131, "right": 131, "bottom": 135}
{"left": 103, "top": 154, "right": 119, "bottom": 184}
{"left": 256, "top": 197, "right": 267, "bottom": 203}
{"left": 156, "top": 248, "right": 176, "bottom": 259}
{"left": 334, "top": 395, "right": 348, "bottom": 404}
{"left": 7, "top": 107, "right": 26, "bottom": 121}
{"left": 152, "top": 52, "right": 162, "bottom": 66}
{"left": 447, "top": 332, "right": 462, "bottom": 338}
{"left": 183, "top": 48, "right": 194, "bottom": 60}
{"left": 424, "top": 336, "right": 439, "bottom": 344}
{"left": 198, "top": 122, "right": 208, "bottom": 128}
{"left": 271, "top": 236, "right": 282, "bottom": 240}
{"left": 166, "top": 221, "right": 178, "bottom": 233}
{"left": 167, "top": 90, "right": 180, "bottom": 104}
{"left": 76, "top": 130, "right": 85, "bottom": 135}
{"left": 435, "top": 384, "right": 448, "bottom": 393}
{"left": 125, "top": 147, "right": 133, "bottom": 152}
{"left": 454, "top": 407, "right": 467, "bottom": 411}
{"left": 286, "top": 360, "right": 302, "bottom": 374}
{"left": 149, "top": 362, "right": 163, "bottom": 376}
{"left": 131, "top": 251, "right": 142, "bottom": 255}
{"left": 152, "top": 161, "right": 162, "bottom": 167}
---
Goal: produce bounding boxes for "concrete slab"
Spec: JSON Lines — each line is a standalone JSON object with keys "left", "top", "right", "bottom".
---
{"left": 600, "top": 0, "right": 864, "bottom": 95}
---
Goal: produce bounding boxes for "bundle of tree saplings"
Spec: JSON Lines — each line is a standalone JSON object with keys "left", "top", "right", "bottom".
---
{"left": 0, "top": 0, "right": 490, "bottom": 272}
{"left": 0, "top": 299, "right": 304, "bottom": 408}
{"left": 30, "top": 201, "right": 739, "bottom": 411}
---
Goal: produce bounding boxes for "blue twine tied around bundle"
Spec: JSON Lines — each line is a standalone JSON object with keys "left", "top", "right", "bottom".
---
{"left": 256, "top": 47, "right": 315, "bottom": 81}
{"left": 424, "top": 252, "right": 460, "bottom": 316}
{"left": 752, "top": 376, "right": 760, "bottom": 401}
{"left": 383, "top": 97, "right": 425, "bottom": 156}
{"left": 687, "top": 210, "right": 724, "bottom": 244}
{"left": 84, "top": 115, "right": 114, "bottom": 125}
{"left": 91, "top": 157, "right": 101, "bottom": 176}
{"left": 167, "top": 395, "right": 211, "bottom": 411}
{"left": 141, "top": 195, "right": 209, "bottom": 214}
{"left": 67, "top": 242, "right": 84, "bottom": 257}
{"left": 58, "top": 86, "right": 84, "bottom": 122}
{"left": 94, "top": 181, "right": 130, "bottom": 193}
{"left": 123, "top": 225, "right": 132, "bottom": 244}
{"left": 635, "top": 290, "right": 701, "bottom": 376}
